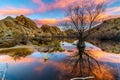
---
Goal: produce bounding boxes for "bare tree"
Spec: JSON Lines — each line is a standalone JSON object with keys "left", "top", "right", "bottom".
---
{"left": 64, "top": 0, "right": 106, "bottom": 78}
{"left": 66, "top": 0, "right": 106, "bottom": 42}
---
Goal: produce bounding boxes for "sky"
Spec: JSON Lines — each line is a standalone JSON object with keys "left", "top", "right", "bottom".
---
{"left": 0, "top": 0, "right": 120, "bottom": 26}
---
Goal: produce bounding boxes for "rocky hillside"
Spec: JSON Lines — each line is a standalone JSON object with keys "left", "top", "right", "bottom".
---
{"left": 65, "top": 29, "right": 77, "bottom": 38}
{"left": 0, "top": 15, "right": 40, "bottom": 47}
{"left": 0, "top": 15, "right": 68, "bottom": 47}
{"left": 16, "top": 15, "right": 38, "bottom": 29}
{"left": 87, "top": 18, "right": 120, "bottom": 42}
{"left": 40, "top": 24, "right": 66, "bottom": 37}
{"left": 86, "top": 18, "right": 120, "bottom": 53}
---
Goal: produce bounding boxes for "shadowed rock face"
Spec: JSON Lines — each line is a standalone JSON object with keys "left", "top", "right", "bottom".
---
{"left": 65, "top": 29, "right": 77, "bottom": 38}
{"left": 93, "top": 41, "right": 120, "bottom": 54}
{"left": 15, "top": 15, "right": 38, "bottom": 30}
{"left": 0, "top": 15, "right": 39, "bottom": 47}
{"left": 87, "top": 18, "right": 120, "bottom": 42}
{"left": 40, "top": 24, "right": 66, "bottom": 37}
{"left": 86, "top": 18, "right": 120, "bottom": 53}
{"left": 0, "top": 15, "right": 68, "bottom": 48}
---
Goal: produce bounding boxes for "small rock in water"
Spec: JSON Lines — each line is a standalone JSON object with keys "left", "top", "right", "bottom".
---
{"left": 44, "top": 54, "right": 49, "bottom": 62}
{"left": 67, "top": 50, "right": 74, "bottom": 52}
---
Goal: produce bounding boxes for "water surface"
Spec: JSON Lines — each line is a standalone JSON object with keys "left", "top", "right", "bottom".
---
{"left": 0, "top": 42, "right": 119, "bottom": 80}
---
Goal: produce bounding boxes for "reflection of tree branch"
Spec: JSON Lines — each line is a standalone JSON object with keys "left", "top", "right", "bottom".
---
{"left": 72, "top": 58, "right": 80, "bottom": 73}
{"left": 63, "top": 49, "right": 101, "bottom": 79}
{"left": 84, "top": 52, "right": 101, "bottom": 73}
{"left": 87, "top": 56, "right": 97, "bottom": 79}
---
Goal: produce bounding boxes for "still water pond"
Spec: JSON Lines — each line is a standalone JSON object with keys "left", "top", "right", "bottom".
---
{"left": 0, "top": 42, "right": 120, "bottom": 80}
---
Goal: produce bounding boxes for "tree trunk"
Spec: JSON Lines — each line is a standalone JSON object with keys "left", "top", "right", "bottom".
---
{"left": 77, "top": 38, "right": 85, "bottom": 58}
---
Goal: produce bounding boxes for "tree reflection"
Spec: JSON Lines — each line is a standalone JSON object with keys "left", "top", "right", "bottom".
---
{"left": 64, "top": 49, "right": 101, "bottom": 79}
{"left": 62, "top": 0, "right": 107, "bottom": 79}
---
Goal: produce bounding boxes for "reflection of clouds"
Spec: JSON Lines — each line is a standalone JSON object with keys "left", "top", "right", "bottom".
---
{"left": 0, "top": 55, "right": 35, "bottom": 64}
{"left": 0, "top": 47, "right": 119, "bottom": 80}
{"left": 0, "top": 55, "right": 116, "bottom": 80}
{"left": 34, "top": 60, "right": 71, "bottom": 74}
{"left": 63, "top": 42, "right": 120, "bottom": 64}
{"left": 95, "top": 41, "right": 120, "bottom": 53}
{"left": 34, "top": 58, "right": 115, "bottom": 80}
{"left": 64, "top": 48, "right": 78, "bottom": 56}
{"left": 85, "top": 42, "right": 101, "bottom": 51}
{"left": 88, "top": 50, "right": 120, "bottom": 64}
{"left": 93, "top": 64, "right": 115, "bottom": 80}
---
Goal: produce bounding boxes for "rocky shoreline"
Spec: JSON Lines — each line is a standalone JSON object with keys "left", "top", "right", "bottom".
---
{"left": 0, "top": 15, "right": 119, "bottom": 54}
{"left": 0, "top": 15, "right": 76, "bottom": 48}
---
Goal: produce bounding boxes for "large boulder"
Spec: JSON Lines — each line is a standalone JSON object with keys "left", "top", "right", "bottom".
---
{"left": 15, "top": 15, "right": 38, "bottom": 30}
{"left": 0, "top": 15, "right": 39, "bottom": 47}
{"left": 40, "top": 24, "right": 66, "bottom": 37}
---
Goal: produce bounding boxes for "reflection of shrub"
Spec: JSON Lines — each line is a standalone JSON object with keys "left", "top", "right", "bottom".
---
{"left": 0, "top": 46, "right": 34, "bottom": 56}
{"left": 0, "top": 47, "right": 34, "bottom": 60}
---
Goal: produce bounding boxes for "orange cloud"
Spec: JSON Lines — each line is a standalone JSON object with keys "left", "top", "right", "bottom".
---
{"left": 0, "top": 7, "right": 33, "bottom": 16}
{"left": 34, "top": 17, "right": 69, "bottom": 25}
{"left": 88, "top": 50, "right": 120, "bottom": 63}
{"left": 34, "top": 6, "right": 120, "bottom": 26}
{"left": 35, "top": 19, "right": 58, "bottom": 25}
{"left": 100, "top": 6, "right": 120, "bottom": 20}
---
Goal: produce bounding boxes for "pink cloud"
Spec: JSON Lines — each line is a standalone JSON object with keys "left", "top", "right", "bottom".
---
{"left": 0, "top": 7, "right": 33, "bottom": 16}
{"left": 34, "top": 6, "right": 120, "bottom": 26}
{"left": 32, "top": 0, "right": 114, "bottom": 12}
{"left": 101, "top": 6, "right": 120, "bottom": 20}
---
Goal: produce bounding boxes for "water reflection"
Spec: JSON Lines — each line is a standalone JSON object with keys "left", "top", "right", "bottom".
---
{"left": 92, "top": 41, "right": 120, "bottom": 54}
{"left": 0, "top": 41, "right": 119, "bottom": 80}
{"left": 0, "top": 52, "right": 117, "bottom": 80}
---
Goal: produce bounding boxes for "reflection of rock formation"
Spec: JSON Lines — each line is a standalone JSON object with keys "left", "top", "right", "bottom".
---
{"left": 0, "top": 46, "right": 34, "bottom": 60}
{"left": 34, "top": 40, "right": 65, "bottom": 52}
{"left": 92, "top": 41, "right": 120, "bottom": 54}
{"left": 0, "top": 40, "right": 119, "bottom": 80}
{"left": 0, "top": 51, "right": 117, "bottom": 80}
